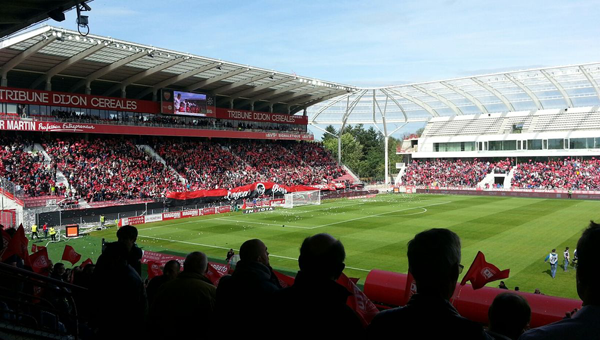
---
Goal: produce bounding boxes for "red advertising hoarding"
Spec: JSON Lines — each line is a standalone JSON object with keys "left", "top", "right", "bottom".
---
{"left": 216, "top": 108, "right": 307, "bottom": 125}
{"left": 0, "top": 118, "right": 313, "bottom": 141}
{"left": 121, "top": 215, "right": 145, "bottom": 226}
{"left": 181, "top": 209, "right": 200, "bottom": 217}
{"left": 202, "top": 207, "right": 216, "bottom": 215}
{"left": 0, "top": 87, "right": 159, "bottom": 113}
{"left": 162, "top": 211, "right": 182, "bottom": 220}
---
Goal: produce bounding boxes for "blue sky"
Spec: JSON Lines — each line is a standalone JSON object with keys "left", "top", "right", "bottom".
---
{"left": 52, "top": 0, "right": 600, "bottom": 87}
{"left": 46, "top": 0, "right": 600, "bottom": 139}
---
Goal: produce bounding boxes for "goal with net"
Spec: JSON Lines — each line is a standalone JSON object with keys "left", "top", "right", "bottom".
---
{"left": 282, "top": 190, "right": 321, "bottom": 208}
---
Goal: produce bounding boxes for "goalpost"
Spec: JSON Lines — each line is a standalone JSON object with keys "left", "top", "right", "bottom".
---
{"left": 282, "top": 190, "right": 321, "bottom": 208}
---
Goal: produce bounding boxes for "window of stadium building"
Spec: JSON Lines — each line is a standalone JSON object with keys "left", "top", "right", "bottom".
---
{"left": 502, "top": 140, "right": 517, "bottom": 150}
{"left": 434, "top": 142, "right": 475, "bottom": 152}
{"left": 528, "top": 139, "right": 543, "bottom": 150}
{"left": 569, "top": 138, "right": 596, "bottom": 149}
{"left": 548, "top": 139, "right": 564, "bottom": 150}
{"left": 489, "top": 141, "right": 503, "bottom": 151}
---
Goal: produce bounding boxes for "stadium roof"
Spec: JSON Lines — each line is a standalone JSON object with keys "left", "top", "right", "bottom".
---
{"left": 0, "top": 25, "right": 355, "bottom": 114}
{"left": 0, "top": 0, "right": 91, "bottom": 38}
{"left": 2, "top": 26, "right": 599, "bottom": 125}
{"left": 308, "top": 62, "right": 600, "bottom": 136}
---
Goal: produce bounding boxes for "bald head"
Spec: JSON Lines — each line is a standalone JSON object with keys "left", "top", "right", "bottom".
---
{"left": 299, "top": 233, "right": 345, "bottom": 280}
{"left": 240, "top": 239, "right": 270, "bottom": 266}
{"left": 184, "top": 252, "right": 208, "bottom": 275}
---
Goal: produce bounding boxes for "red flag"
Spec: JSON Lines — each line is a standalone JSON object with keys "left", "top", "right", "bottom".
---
{"left": 31, "top": 243, "right": 37, "bottom": 253}
{"left": 81, "top": 258, "right": 93, "bottom": 268}
{"left": 147, "top": 261, "right": 163, "bottom": 279}
{"left": 403, "top": 271, "right": 417, "bottom": 305}
{"left": 61, "top": 245, "right": 82, "bottom": 265}
{"left": 460, "top": 251, "right": 510, "bottom": 290}
{"left": 274, "top": 270, "right": 295, "bottom": 288}
{"left": 205, "top": 262, "right": 230, "bottom": 286}
{"left": 33, "top": 244, "right": 46, "bottom": 253}
{"left": 30, "top": 248, "right": 51, "bottom": 275}
{"left": 1, "top": 225, "right": 31, "bottom": 266}
{"left": 241, "top": 200, "right": 247, "bottom": 210}
{"left": 337, "top": 273, "right": 379, "bottom": 327}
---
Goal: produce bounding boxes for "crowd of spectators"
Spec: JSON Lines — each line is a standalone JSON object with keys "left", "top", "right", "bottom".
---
{"left": 5, "top": 222, "right": 599, "bottom": 339}
{"left": 512, "top": 158, "right": 600, "bottom": 190}
{"left": 401, "top": 159, "right": 498, "bottom": 188}
{"left": 0, "top": 134, "right": 344, "bottom": 202}
{"left": 49, "top": 109, "right": 111, "bottom": 122}
{"left": 0, "top": 136, "right": 65, "bottom": 197}
{"left": 43, "top": 137, "right": 184, "bottom": 202}
{"left": 153, "top": 139, "right": 345, "bottom": 190}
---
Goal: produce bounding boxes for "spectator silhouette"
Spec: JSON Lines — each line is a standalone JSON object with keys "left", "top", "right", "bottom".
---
{"left": 520, "top": 221, "right": 600, "bottom": 339}
{"left": 487, "top": 292, "right": 531, "bottom": 340}
{"left": 114, "top": 225, "right": 143, "bottom": 275}
{"left": 91, "top": 226, "right": 146, "bottom": 338}
{"left": 367, "top": 228, "right": 489, "bottom": 339}
{"left": 146, "top": 259, "right": 180, "bottom": 307}
{"left": 271, "top": 233, "right": 364, "bottom": 338}
{"left": 216, "top": 239, "right": 281, "bottom": 335}
{"left": 149, "top": 251, "right": 216, "bottom": 339}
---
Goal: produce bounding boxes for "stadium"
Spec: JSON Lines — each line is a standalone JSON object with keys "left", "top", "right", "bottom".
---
{"left": 1, "top": 1, "right": 599, "bottom": 339}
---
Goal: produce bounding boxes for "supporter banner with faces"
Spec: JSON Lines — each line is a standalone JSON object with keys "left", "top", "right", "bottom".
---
{"left": 166, "top": 182, "right": 318, "bottom": 206}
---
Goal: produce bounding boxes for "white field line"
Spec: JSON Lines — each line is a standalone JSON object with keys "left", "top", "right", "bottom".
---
{"left": 136, "top": 235, "right": 371, "bottom": 272}
{"left": 212, "top": 218, "right": 313, "bottom": 229}
{"left": 281, "top": 201, "right": 366, "bottom": 215}
{"left": 140, "top": 219, "right": 201, "bottom": 230}
{"left": 308, "top": 201, "right": 452, "bottom": 229}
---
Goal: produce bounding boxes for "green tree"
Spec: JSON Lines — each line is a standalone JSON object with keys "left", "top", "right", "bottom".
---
{"left": 339, "top": 133, "right": 363, "bottom": 173}
{"left": 322, "top": 125, "right": 338, "bottom": 144}
{"left": 320, "top": 124, "right": 403, "bottom": 182}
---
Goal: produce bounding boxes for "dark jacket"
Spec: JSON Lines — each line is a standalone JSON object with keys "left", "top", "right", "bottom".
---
{"left": 367, "top": 293, "right": 489, "bottom": 340}
{"left": 271, "top": 271, "right": 364, "bottom": 339}
{"left": 216, "top": 260, "right": 281, "bottom": 335}
{"left": 91, "top": 242, "right": 146, "bottom": 338}
{"left": 149, "top": 271, "right": 216, "bottom": 339}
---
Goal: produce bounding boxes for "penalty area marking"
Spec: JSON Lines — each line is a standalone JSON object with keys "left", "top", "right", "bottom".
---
{"left": 135, "top": 235, "right": 371, "bottom": 272}
{"left": 308, "top": 201, "right": 452, "bottom": 229}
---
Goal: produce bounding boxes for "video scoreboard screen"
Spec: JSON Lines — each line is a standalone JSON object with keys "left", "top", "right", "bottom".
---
{"left": 161, "top": 89, "right": 215, "bottom": 117}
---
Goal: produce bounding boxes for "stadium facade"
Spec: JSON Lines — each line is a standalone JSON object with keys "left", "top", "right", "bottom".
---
{"left": 307, "top": 63, "right": 600, "bottom": 184}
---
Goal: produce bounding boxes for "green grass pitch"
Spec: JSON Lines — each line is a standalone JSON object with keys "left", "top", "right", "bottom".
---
{"left": 41, "top": 194, "right": 600, "bottom": 300}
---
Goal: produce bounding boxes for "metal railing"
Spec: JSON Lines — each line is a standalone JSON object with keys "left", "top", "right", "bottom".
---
{"left": 0, "top": 262, "right": 87, "bottom": 339}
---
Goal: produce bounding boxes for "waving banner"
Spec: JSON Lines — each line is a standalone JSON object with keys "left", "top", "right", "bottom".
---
{"left": 166, "top": 182, "right": 318, "bottom": 206}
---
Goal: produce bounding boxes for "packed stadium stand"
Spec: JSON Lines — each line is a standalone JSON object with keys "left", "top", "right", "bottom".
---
{"left": 0, "top": 135, "right": 62, "bottom": 197}
{"left": 43, "top": 136, "right": 185, "bottom": 201}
